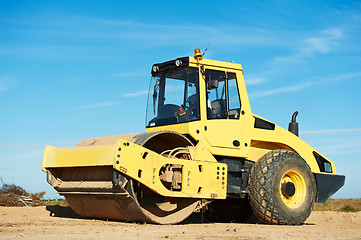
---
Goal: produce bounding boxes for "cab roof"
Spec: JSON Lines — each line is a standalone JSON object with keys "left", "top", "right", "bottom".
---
{"left": 151, "top": 56, "right": 243, "bottom": 75}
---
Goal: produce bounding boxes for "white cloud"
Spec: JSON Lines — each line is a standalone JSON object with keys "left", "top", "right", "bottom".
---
{"left": 1, "top": 149, "right": 45, "bottom": 167}
{"left": 303, "top": 37, "right": 330, "bottom": 54}
{"left": 0, "top": 76, "right": 17, "bottom": 93}
{"left": 122, "top": 84, "right": 184, "bottom": 99}
{"left": 352, "top": 13, "right": 361, "bottom": 22}
{"left": 244, "top": 71, "right": 279, "bottom": 86}
{"left": 249, "top": 71, "right": 361, "bottom": 98}
{"left": 322, "top": 28, "right": 344, "bottom": 39}
{"left": 4, "top": 16, "right": 348, "bottom": 63}
{"left": 250, "top": 81, "right": 313, "bottom": 98}
{"left": 318, "top": 72, "right": 361, "bottom": 83}
{"left": 245, "top": 77, "right": 266, "bottom": 86}
{"left": 122, "top": 90, "right": 148, "bottom": 97}
{"left": 302, "top": 128, "right": 361, "bottom": 156}
{"left": 7, "top": 16, "right": 280, "bottom": 50}
{"left": 274, "top": 27, "right": 344, "bottom": 63}
{"left": 63, "top": 76, "right": 82, "bottom": 82}
{"left": 0, "top": 141, "right": 78, "bottom": 149}
{"left": 89, "top": 19, "right": 273, "bottom": 46}
{"left": 311, "top": 140, "right": 361, "bottom": 156}
{"left": 110, "top": 72, "right": 145, "bottom": 78}
{"left": 302, "top": 28, "right": 343, "bottom": 55}
{"left": 76, "top": 101, "right": 119, "bottom": 109}
{"left": 301, "top": 128, "right": 361, "bottom": 136}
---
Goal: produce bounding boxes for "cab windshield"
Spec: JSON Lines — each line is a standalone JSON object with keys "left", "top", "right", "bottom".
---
{"left": 146, "top": 67, "right": 200, "bottom": 127}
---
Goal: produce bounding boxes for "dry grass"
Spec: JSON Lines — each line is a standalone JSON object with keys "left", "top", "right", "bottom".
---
{"left": 0, "top": 179, "right": 69, "bottom": 207}
{"left": 43, "top": 199, "right": 68, "bottom": 207}
{"left": 314, "top": 199, "right": 361, "bottom": 212}
{"left": 0, "top": 183, "right": 45, "bottom": 207}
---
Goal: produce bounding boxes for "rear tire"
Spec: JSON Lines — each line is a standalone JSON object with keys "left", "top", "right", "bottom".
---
{"left": 205, "top": 198, "right": 254, "bottom": 223}
{"left": 248, "top": 149, "right": 316, "bottom": 225}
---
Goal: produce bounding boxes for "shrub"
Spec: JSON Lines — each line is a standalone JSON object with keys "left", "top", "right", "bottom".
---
{"left": 0, "top": 179, "right": 45, "bottom": 206}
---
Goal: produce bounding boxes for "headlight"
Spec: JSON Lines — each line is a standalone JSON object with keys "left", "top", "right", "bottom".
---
{"left": 175, "top": 59, "right": 182, "bottom": 67}
{"left": 152, "top": 65, "right": 159, "bottom": 72}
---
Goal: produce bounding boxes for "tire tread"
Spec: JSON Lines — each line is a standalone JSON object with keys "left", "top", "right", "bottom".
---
{"left": 248, "top": 149, "right": 314, "bottom": 225}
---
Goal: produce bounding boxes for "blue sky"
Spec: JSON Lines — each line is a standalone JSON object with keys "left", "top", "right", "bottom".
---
{"left": 1, "top": 0, "right": 360, "bottom": 199}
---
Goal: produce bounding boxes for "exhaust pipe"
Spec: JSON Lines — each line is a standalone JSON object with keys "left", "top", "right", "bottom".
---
{"left": 288, "top": 111, "right": 299, "bottom": 136}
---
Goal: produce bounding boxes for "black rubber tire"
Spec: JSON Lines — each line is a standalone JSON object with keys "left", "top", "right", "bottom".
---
{"left": 248, "top": 149, "right": 316, "bottom": 225}
{"left": 205, "top": 198, "right": 254, "bottom": 223}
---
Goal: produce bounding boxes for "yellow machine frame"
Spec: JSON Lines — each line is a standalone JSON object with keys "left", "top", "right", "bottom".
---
{"left": 42, "top": 55, "right": 339, "bottom": 201}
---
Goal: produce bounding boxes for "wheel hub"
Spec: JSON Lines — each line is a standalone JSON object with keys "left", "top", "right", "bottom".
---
{"left": 280, "top": 170, "right": 307, "bottom": 209}
{"left": 281, "top": 182, "right": 296, "bottom": 197}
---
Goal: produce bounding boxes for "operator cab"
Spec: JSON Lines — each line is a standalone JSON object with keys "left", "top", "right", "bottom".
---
{"left": 146, "top": 56, "right": 242, "bottom": 128}
{"left": 146, "top": 58, "right": 200, "bottom": 127}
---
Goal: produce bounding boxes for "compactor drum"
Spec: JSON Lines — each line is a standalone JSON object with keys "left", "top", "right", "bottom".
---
{"left": 43, "top": 49, "right": 345, "bottom": 225}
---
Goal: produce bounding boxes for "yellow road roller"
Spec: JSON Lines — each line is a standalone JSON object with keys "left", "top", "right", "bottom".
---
{"left": 42, "top": 49, "right": 345, "bottom": 225}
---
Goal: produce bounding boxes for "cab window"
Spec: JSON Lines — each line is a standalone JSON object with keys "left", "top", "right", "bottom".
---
{"left": 146, "top": 67, "right": 200, "bottom": 127}
{"left": 227, "top": 72, "right": 241, "bottom": 119}
{"left": 205, "top": 69, "right": 241, "bottom": 120}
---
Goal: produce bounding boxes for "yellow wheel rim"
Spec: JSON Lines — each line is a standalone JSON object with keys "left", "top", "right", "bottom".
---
{"left": 280, "top": 170, "right": 306, "bottom": 208}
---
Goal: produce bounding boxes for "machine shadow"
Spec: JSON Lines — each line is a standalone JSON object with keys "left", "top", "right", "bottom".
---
{"left": 181, "top": 212, "right": 314, "bottom": 226}
{"left": 46, "top": 205, "right": 313, "bottom": 226}
{"left": 46, "top": 205, "right": 83, "bottom": 219}
{"left": 180, "top": 211, "right": 259, "bottom": 225}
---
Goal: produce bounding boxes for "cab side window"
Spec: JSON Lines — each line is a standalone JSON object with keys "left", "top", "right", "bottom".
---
{"left": 205, "top": 70, "right": 241, "bottom": 120}
{"left": 227, "top": 72, "right": 241, "bottom": 119}
{"left": 206, "top": 69, "right": 227, "bottom": 119}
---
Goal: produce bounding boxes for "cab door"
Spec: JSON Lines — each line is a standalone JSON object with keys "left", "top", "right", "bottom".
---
{"left": 203, "top": 69, "right": 247, "bottom": 150}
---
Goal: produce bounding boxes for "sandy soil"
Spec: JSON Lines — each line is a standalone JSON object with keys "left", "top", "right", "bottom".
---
{"left": 1, "top": 206, "right": 360, "bottom": 240}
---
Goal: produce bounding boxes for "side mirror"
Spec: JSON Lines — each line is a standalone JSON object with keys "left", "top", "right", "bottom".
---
{"left": 207, "top": 79, "right": 218, "bottom": 90}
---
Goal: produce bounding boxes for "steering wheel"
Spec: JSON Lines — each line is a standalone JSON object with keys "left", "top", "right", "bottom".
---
{"left": 184, "top": 94, "right": 199, "bottom": 118}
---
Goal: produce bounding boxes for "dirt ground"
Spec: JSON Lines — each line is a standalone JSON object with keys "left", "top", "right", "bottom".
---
{"left": 1, "top": 206, "right": 361, "bottom": 240}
